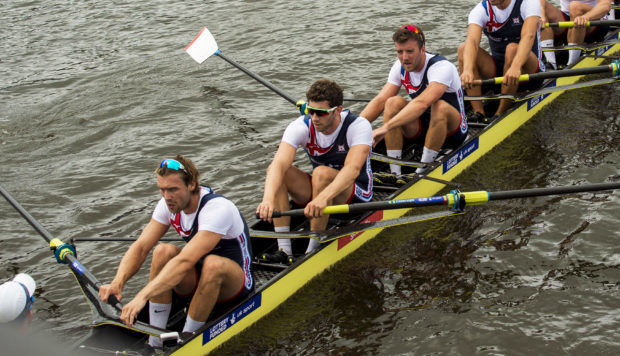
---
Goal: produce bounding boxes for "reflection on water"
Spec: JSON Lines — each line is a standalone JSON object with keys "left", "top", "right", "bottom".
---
{"left": 0, "top": 0, "right": 618, "bottom": 354}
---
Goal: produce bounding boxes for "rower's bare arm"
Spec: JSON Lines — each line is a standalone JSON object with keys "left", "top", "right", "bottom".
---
{"left": 513, "top": 16, "right": 540, "bottom": 71}
{"left": 314, "top": 144, "right": 371, "bottom": 203}
{"left": 461, "top": 24, "right": 483, "bottom": 87}
{"left": 585, "top": 0, "right": 612, "bottom": 21}
{"left": 99, "top": 219, "right": 168, "bottom": 302}
{"left": 257, "top": 142, "right": 296, "bottom": 218}
{"left": 359, "top": 83, "right": 400, "bottom": 123}
{"left": 120, "top": 230, "right": 221, "bottom": 326}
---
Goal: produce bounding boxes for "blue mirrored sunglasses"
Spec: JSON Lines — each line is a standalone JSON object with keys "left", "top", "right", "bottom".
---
{"left": 159, "top": 159, "right": 188, "bottom": 174}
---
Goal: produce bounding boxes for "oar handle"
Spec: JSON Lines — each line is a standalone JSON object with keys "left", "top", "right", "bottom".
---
{"left": 546, "top": 19, "right": 620, "bottom": 28}
{"left": 474, "top": 63, "right": 618, "bottom": 86}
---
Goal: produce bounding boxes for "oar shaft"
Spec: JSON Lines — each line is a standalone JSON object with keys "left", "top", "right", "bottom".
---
{"left": 475, "top": 63, "right": 618, "bottom": 86}
{"left": 216, "top": 51, "right": 297, "bottom": 105}
{"left": 269, "top": 182, "right": 620, "bottom": 217}
{"left": 0, "top": 186, "right": 54, "bottom": 243}
{"left": 488, "top": 182, "right": 620, "bottom": 201}
{"left": 272, "top": 195, "right": 450, "bottom": 217}
{"left": 546, "top": 19, "right": 620, "bottom": 28}
{"left": 0, "top": 185, "right": 122, "bottom": 311}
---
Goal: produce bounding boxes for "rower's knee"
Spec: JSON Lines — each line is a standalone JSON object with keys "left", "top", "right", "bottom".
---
{"left": 430, "top": 101, "right": 451, "bottom": 126}
{"left": 198, "top": 255, "right": 226, "bottom": 286}
{"left": 311, "top": 165, "right": 336, "bottom": 189}
{"left": 504, "top": 43, "right": 519, "bottom": 64}
{"left": 384, "top": 96, "right": 408, "bottom": 120}
{"left": 568, "top": 1, "right": 588, "bottom": 17}
{"left": 152, "top": 243, "right": 179, "bottom": 267}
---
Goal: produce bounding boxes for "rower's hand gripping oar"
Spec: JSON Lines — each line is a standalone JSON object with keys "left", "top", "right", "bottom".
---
{"left": 473, "top": 61, "right": 619, "bottom": 86}
{"left": 545, "top": 19, "right": 620, "bottom": 28}
{"left": 270, "top": 182, "right": 620, "bottom": 217}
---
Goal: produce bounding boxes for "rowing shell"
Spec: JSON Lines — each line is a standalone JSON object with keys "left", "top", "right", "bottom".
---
{"left": 74, "top": 29, "right": 620, "bottom": 355}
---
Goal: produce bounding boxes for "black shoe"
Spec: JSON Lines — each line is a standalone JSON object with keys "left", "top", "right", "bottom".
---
{"left": 373, "top": 172, "right": 406, "bottom": 186}
{"left": 468, "top": 111, "right": 489, "bottom": 124}
{"left": 261, "top": 250, "right": 291, "bottom": 264}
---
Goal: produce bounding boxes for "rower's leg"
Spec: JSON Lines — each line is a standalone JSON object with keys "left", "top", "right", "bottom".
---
{"left": 567, "top": 2, "right": 593, "bottom": 65}
{"left": 184, "top": 255, "right": 246, "bottom": 333}
{"left": 308, "top": 165, "right": 338, "bottom": 234}
{"left": 273, "top": 166, "right": 311, "bottom": 257}
{"left": 497, "top": 43, "right": 520, "bottom": 115}
{"left": 457, "top": 44, "right": 495, "bottom": 116}
{"left": 497, "top": 46, "right": 541, "bottom": 116}
{"left": 149, "top": 243, "right": 183, "bottom": 303}
{"left": 148, "top": 243, "right": 196, "bottom": 347}
{"left": 308, "top": 165, "right": 355, "bottom": 252}
{"left": 413, "top": 100, "right": 461, "bottom": 173}
{"left": 540, "top": 0, "right": 567, "bottom": 69}
{"left": 382, "top": 95, "right": 408, "bottom": 174}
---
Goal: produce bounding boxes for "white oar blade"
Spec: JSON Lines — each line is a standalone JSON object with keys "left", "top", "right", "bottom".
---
{"left": 185, "top": 26, "right": 219, "bottom": 64}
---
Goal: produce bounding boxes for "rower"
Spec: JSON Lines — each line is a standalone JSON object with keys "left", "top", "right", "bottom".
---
{"left": 99, "top": 155, "right": 253, "bottom": 349}
{"left": 256, "top": 79, "right": 373, "bottom": 263}
{"left": 458, "top": 0, "right": 546, "bottom": 122}
{"left": 360, "top": 24, "right": 468, "bottom": 177}
{"left": 540, "top": 0, "right": 613, "bottom": 68}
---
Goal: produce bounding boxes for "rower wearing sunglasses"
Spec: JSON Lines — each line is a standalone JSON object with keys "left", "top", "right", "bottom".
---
{"left": 99, "top": 155, "right": 253, "bottom": 349}
{"left": 256, "top": 79, "right": 373, "bottom": 263}
{"left": 361, "top": 24, "right": 468, "bottom": 179}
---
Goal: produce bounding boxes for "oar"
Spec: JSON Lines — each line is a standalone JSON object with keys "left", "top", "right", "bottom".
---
{"left": 186, "top": 27, "right": 298, "bottom": 105}
{"left": 0, "top": 185, "right": 122, "bottom": 311}
{"left": 473, "top": 62, "right": 619, "bottom": 86}
{"left": 0, "top": 185, "right": 172, "bottom": 338}
{"left": 252, "top": 210, "right": 462, "bottom": 243}
{"left": 186, "top": 26, "right": 369, "bottom": 108}
{"left": 271, "top": 182, "right": 620, "bottom": 217}
{"left": 546, "top": 19, "right": 620, "bottom": 28}
{"left": 466, "top": 76, "right": 620, "bottom": 102}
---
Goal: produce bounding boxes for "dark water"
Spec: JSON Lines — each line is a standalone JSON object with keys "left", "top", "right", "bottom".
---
{"left": 1, "top": 1, "right": 618, "bottom": 354}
